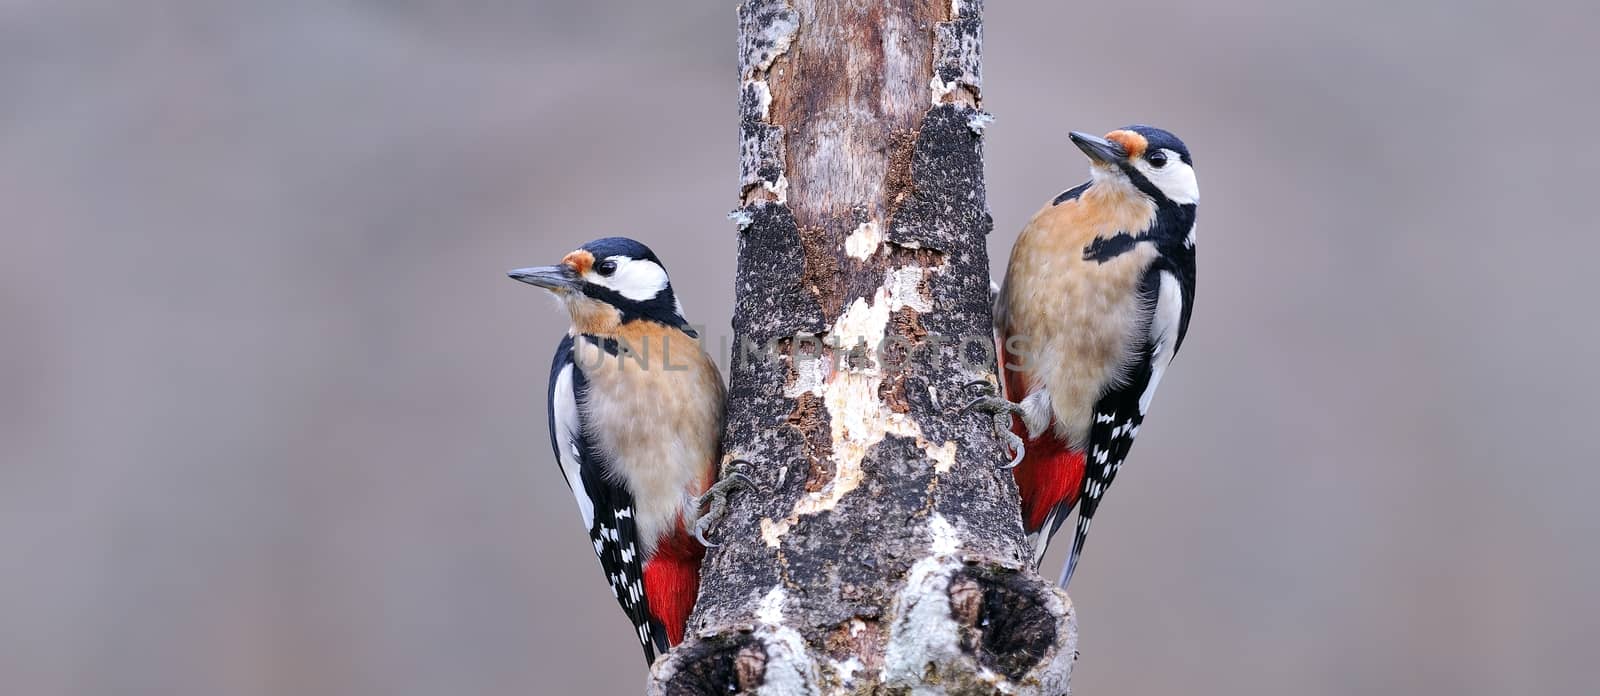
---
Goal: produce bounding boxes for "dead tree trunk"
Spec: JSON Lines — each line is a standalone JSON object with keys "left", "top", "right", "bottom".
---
{"left": 649, "top": 1, "right": 1076, "bottom": 693}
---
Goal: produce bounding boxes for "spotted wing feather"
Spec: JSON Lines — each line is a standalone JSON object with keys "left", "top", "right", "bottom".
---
{"left": 1057, "top": 267, "right": 1190, "bottom": 587}
{"left": 548, "top": 335, "right": 669, "bottom": 663}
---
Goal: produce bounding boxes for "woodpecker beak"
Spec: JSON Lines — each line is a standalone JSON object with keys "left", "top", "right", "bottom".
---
{"left": 508, "top": 264, "right": 581, "bottom": 292}
{"left": 1070, "top": 131, "right": 1126, "bottom": 164}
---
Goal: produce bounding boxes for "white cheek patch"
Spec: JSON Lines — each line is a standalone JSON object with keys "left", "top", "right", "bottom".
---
{"left": 590, "top": 256, "right": 670, "bottom": 301}
{"left": 1137, "top": 149, "right": 1199, "bottom": 205}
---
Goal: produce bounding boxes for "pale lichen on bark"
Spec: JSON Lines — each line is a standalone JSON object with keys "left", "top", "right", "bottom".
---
{"left": 650, "top": 1, "right": 1076, "bottom": 694}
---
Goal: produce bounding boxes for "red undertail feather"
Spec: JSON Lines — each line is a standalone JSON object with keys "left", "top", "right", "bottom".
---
{"left": 641, "top": 520, "right": 705, "bottom": 646}
{"left": 1013, "top": 434, "right": 1085, "bottom": 533}
{"left": 1000, "top": 339, "right": 1086, "bottom": 534}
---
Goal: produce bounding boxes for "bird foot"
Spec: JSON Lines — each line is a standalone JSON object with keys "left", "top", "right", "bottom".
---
{"left": 690, "top": 463, "right": 755, "bottom": 547}
{"left": 962, "top": 382, "right": 1027, "bottom": 469}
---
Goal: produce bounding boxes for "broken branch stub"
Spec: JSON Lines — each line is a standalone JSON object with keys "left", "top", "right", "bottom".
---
{"left": 649, "top": 1, "right": 1077, "bottom": 693}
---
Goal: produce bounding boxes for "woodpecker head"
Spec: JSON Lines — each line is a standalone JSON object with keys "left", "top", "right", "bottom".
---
{"left": 508, "top": 237, "right": 689, "bottom": 334}
{"left": 1069, "top": 125, "right": 1198, "bottom": 206}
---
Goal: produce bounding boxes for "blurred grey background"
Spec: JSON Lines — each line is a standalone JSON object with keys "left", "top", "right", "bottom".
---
{"left": 4, "top": 1, "right": 1598, "bottom": 694}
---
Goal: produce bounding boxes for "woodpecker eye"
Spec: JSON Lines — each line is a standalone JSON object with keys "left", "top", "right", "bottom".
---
{"left": 1147, "top": 151, "right": 1168, "bottom": 168}
{"left": 594, "top": 260, "right": 618, "bottom": 276}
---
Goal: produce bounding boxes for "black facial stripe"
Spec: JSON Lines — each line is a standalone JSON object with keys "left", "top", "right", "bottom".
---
{"left": 1083, "top": 233, "right": 1140, "bottom": 262}
{"left": 580, "top": 283, "right": 694, "bottom": 334}
{"left": 1081, "top": 201, "right": 1196, "bottom": 264}
{"left": 580, "top": 283, "right": 640, "bottom": 306}
{"left": 583, "top": 284, "right": 674, "bottom": 320}
{"left": 1117, "top": 161, "right": 1168, "bottom": 202}
{"left": 582, "top": 335, "right": 622, "bottom": 356}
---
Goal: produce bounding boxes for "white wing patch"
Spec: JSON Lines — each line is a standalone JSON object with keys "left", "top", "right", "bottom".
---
{"left": 1140, "top": 271, "right": 1185, "bottom": 415}
{"left": 551, "top": 362, "right": 594, "bottom": 529}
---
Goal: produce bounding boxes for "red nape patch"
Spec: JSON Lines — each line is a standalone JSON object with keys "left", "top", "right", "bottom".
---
{"left": 999, "top": 337, "right": 1086, "bottom": 533}
{"left": 641, "top": 523, "right": 706, "bottom": 646}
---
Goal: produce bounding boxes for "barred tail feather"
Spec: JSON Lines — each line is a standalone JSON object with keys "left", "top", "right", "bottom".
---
{"left": 1028, "top": 512, "right": 1056, "bottom": 568}
{"left": 1058, "top": 514, "right": 1092, "bottom": 588}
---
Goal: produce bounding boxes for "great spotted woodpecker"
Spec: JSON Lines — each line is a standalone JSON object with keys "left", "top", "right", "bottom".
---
{"left": 970, "top": 126, "right": 1199, "bottom": 588}
{"left": 509, "top": 237, "right": 746, "bottom": 664}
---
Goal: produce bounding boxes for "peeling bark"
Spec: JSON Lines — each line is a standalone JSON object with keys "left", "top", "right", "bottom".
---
{"left": 650, "top": 1, "right": 1076, "bottom": 693}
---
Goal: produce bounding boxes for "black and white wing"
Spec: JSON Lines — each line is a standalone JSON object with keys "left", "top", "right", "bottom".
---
{"left": 547, "top": 335, "right": 668, "bottom": 663}
{"left": 1058, "top": 265, "right": 1192, "bottom": 587}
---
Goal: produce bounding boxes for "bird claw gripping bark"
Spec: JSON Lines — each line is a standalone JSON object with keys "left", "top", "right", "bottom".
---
{"left": 691, "top": 464, "right": 756, "bottom": 547}
{"left": 962, "top": 381, "right": 1026, "bottom": 469}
